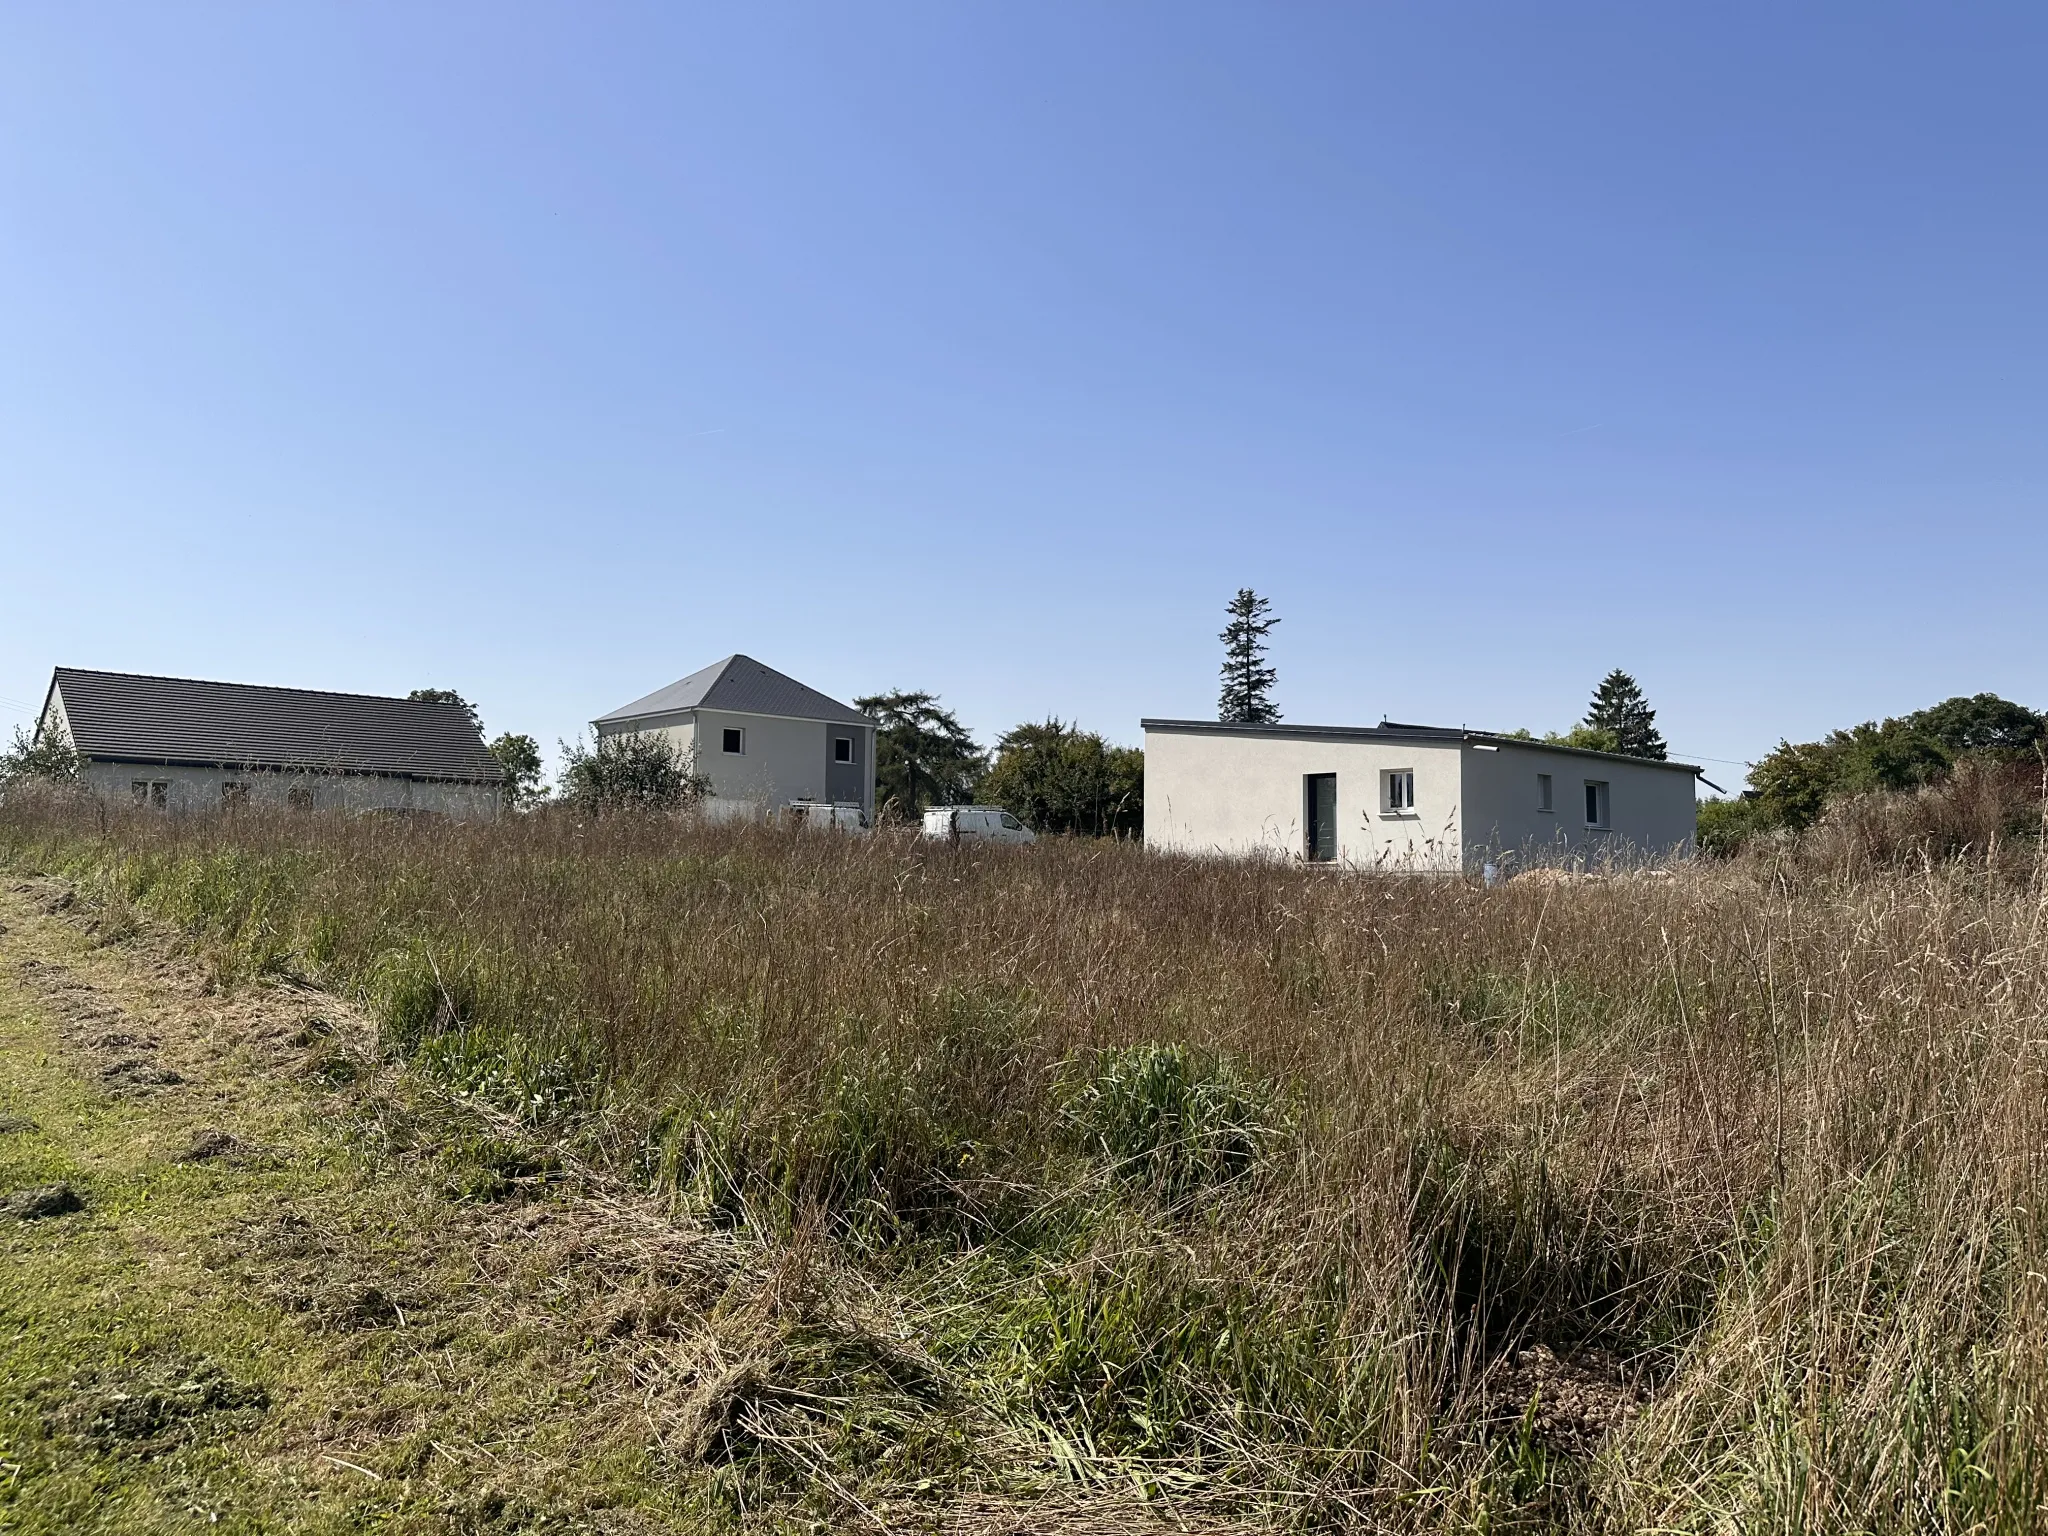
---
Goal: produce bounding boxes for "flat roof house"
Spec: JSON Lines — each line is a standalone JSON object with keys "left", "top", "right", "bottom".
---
{"left": 35, "top": 668, "right": 505, "bottom": 819}
{"left": 595, "top": 655, "right": 876, "bottom": 821}
{"left": 1143, "top": 718, "right": 1700, "bottom": 871}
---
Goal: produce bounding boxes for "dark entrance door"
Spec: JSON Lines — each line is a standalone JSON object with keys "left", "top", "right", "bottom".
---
{"left": 1305, "top": 773, "right": 1337, "bottom": 862}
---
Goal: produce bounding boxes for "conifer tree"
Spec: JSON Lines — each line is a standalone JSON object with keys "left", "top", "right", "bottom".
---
{"left": 1218, "top": 589, "right": 1280, "bottom": 724}
{"left": 854, "top": 690, "right": 986, "bottom": 818}
{"left": 1583, "top": 669, "right": 1667, "bottom": 760}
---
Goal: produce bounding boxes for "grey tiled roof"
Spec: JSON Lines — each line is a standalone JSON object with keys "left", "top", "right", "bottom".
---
{"left": 48, "top": 669, "right": 505, "bottom": 783}
{"left": 596, "top": 655, "right": 874, "bottom": 728}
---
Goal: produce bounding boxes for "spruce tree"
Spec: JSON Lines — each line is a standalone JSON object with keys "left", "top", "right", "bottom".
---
{"left": 1582, "top": 669, "right": 1667, "bottom": 760}
{"left": 1218, "top": 589, "right": 1280, "bottom": 724}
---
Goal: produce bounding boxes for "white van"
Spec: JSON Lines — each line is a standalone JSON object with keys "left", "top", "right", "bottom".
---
{"left": 786, "top": 800, "right": 870, "bottom": 834}
{"left": 921, "top": 805, "right": 1037, "bottom": 845}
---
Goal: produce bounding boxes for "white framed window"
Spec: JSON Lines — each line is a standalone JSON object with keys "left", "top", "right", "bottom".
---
{"left": 722, "top": 727, "right": 745, "bottom": 755}
{"left": 833, "top": 735, "right": 854, "bottom": 764}
{"left": 1382, "top": 768, "right": 1416, "bottom": 814}
{"left": 1537, "top": 773, "right": 1553, "bottom": 813}
{"left": 1583, "top": 780, "right": 1610, "bottom": 829}
{"left": 131, "top": 780, "right": 167, "bottom": 809}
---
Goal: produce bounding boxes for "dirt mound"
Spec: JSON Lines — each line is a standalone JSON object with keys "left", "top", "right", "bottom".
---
{"left": 3, "top": 1182, "right": 86, "bottom": 1220}
{"left": 1482, "top": 1343, "right": 1651, "bottom": 1456}
{"left": 176, "top": 1126, "right": 274, "bottom": 1164}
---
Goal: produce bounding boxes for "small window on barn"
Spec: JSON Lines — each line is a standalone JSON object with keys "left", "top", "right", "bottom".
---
{"left": 1382, "top": 769, "right": 1416, "bottom": 814}
{"left": 834, "top": 736, "right": 854, "bottom": 764}
{"left": 1537, "top": 773, "right": 1553, "bottom": 812}
{"left": 132, "top": 781, "right": 151, "bottom": 807}
{"left": 288, "top": 782, "right": 315, "bottom": 811}
{"left": 1584, "top": 780, "right": 1610, "bottom": 829}
{"left": 221, "top": 782, "right": 249, "bottom": 810}
{"left": 722, "top": 728, "right": 744, "bottom": 755}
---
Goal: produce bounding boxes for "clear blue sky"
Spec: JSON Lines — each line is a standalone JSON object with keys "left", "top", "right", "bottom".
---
{"left": 4, "top": 5, "right": 2043, "bottom": 788}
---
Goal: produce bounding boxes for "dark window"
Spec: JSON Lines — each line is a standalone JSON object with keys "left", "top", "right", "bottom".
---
{"left": 221, "top": 782, "right": 249, "bottom": 810}
{"left": 722, "top": 728, "right": 744, "bottom": 754}
{"left": 833, "top": 736, "right": 853, "bottom": 764}
{"left": 288, "top": 782, "right": 315, "bottom": 811}
{"left": 1537, "top": 773, "right": 1553, "bottom": 812}
{"left": 1584, "top": 781, "right": 1609, "bottom": 828}
{"left": 1304, "top": 773, "right": 1337, "bottom": 862}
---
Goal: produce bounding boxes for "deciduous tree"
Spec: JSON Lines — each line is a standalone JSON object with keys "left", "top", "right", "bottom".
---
{"left": 488, "top": 732, "right": 546, "bottom": 810}
{"left": 982, "top": 720, "right": 1142, "bottom": 838}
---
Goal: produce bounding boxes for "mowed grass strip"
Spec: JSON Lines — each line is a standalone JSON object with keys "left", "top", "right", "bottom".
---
{"left": 0, "top": 884, "right": 706, "bottom": 1535}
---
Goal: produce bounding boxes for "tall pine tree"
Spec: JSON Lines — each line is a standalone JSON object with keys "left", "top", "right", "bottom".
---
{"left": 1218, "top": 589, "right": 1280, "bottom": 724}
{"left": 1583, "top": 669, "right": 1667, "bottom": 760}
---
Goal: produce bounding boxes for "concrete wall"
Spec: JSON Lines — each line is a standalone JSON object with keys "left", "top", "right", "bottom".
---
{"left": 82, "top": 762, "right": 502, "bottom": 820}
{"left": 1460, "top": 742, "right": 1696, "bottom": 868}
{"left": 691, "top": 709, "right": 831, "bottom": 820}
{"left": 824, "top": 725, "right": 872, "bottom": 812}
{"left": 1144, "top": 728, "right": 1466, "bottom": 870}
{"left": 37, "top": 690, "right": 70, "bottom": 751}
{"left": 607, "top": 710, "right": 698, "bottom": 769}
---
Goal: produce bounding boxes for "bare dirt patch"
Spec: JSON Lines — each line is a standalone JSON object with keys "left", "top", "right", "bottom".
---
{"left": 2, "top": 1182, "right": 86, "bottom": 1221}
{"left": 1481, "top": 1343, "right": 1653, "bottom": 1458}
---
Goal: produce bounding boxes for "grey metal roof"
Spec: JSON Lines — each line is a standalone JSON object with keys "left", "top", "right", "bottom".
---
{"left": 46, "top": 668, "right": 505, "bottom": 783}
{"left": 596, "top": 655, "right": 874, "bottom": 729}
{"left": 1140, "top": 718, "right": 1701, "bottom": 774}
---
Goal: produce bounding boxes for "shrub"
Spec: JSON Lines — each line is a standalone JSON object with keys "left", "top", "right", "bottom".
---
{"left": 556, "top": 730, "right": 709, "bottom": 815}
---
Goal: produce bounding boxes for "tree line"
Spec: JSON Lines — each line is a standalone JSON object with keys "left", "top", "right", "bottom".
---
{"left": 853, "top": 691, "right": 1142, "bottom": 835}
{"left": 1698, "top": 692, "right": 2045, "bottom": 854}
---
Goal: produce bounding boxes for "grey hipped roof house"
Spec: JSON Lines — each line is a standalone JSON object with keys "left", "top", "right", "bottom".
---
{"left": 595, "top": 655, "right": 877, "bottom": 818}
{"left": 595, "top": 654, "right": 873, "bottom": 731}
{"left": 38, "top": 668, "right": 504, "bottom": 818}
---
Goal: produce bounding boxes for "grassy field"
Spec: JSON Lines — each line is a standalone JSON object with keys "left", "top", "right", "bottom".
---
{"left": 2, "top": 799, "right": 2045, "bottom": 1533}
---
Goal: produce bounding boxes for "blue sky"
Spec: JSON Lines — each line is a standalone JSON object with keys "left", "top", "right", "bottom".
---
{"left": 4, "top": 5, "right": 2043, "bottom": 788}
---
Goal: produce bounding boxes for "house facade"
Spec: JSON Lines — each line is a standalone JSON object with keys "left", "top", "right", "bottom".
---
{"left": 593, "top": 655, "right": 876, "bottom": 821}
{"left": 1142, "top": 719, "right": 1699, "bottom": 871}
{"left": 36, "top": 668, "right": 505, "bottom": 819}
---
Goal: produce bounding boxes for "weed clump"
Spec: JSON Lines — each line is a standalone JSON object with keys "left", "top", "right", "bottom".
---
{"left": 1058, "top": 1042, "right": 1285, "bottom": 1197}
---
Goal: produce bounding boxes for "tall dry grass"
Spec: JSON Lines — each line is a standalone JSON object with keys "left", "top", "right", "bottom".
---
{"left": 3, "top": 795, "right": 2045, "bottom": 1531}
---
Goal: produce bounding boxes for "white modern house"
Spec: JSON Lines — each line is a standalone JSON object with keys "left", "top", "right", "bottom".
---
{"left": 1142, "top": 718, "right": 1700, "bottom": 871}
{"left": 33, "top": 668, "right": 505, "bottom": 819}
{"left": 594, "top": 655, "right": 877, "bottom": 821}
